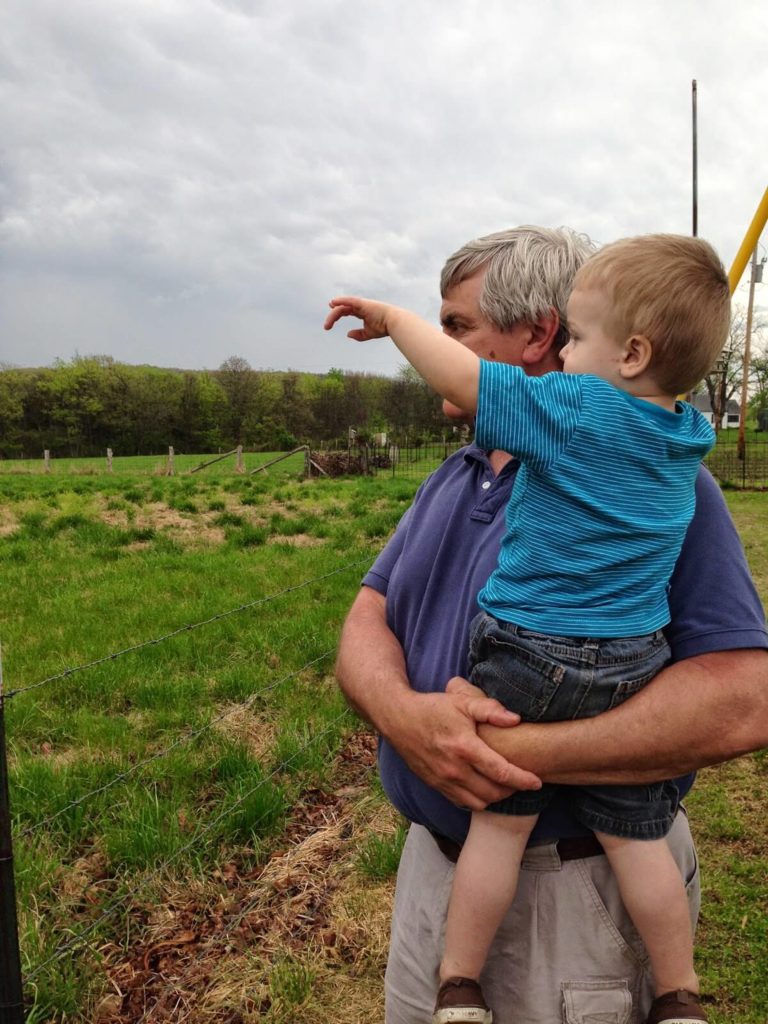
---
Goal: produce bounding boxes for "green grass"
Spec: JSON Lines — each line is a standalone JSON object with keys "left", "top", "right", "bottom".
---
{"left": 356, "top": 823, "right": 409, "bottom": 880}
{"left": 0, "top": 467, "right": 422, "bottom": 1019}
{"left": 0, "top": 468, "right": 765, "bottom": 1021}
{"left": 687, "top": 491, "right": 768, "bottom": 1024}
{"left": 0, "top": 449, "right": 310, "bottom": 479}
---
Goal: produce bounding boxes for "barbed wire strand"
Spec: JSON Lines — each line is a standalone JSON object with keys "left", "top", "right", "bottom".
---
{"left": 20, "top": 649, "right": 336, "bottom": 839}
{"left": 138, "top": 750, "right": 378, "bottom": 1021}
{"left": 24, "top": 708, "right": 353, "bottom": 983}
{"left": 5, "top": 557, "right": 371, "bottom": 700}
{"left": 21, "top": 692, "right": 347, "bottom": 925}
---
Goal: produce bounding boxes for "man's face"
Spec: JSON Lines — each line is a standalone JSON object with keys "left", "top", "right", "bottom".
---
{"left": 439, "top": 270, "right": 530, "bottom": 365}
{"left": 439, "top": 271, "right": 534, "bottom": 419}
{"left": 560, "top": 285, "right": 624, "bottom": 383}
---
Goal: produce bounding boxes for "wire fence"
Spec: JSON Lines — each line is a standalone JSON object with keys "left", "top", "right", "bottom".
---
{"left": 5, "top": 436, "right": 768, "bottom": 487}
{"left": 704, "top": 434, "right": 768, "bottom": 489}
{"left": 0, "top": 440, "right": 470, "bottom": 482}
{"left": 0, "top": 555, "right": 377, "bottom": 1022}
{"left": 3, "top": 432, "right": 765, "bottom": 1018}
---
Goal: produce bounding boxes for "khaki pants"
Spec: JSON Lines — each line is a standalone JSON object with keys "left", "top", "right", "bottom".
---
{"left": 385, "top": 812, "right": 700, "bottom": 1024}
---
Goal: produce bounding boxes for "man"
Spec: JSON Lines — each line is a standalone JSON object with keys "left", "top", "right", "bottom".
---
{"left": 335, "top": 226, "right": 768, "bottom": 1024}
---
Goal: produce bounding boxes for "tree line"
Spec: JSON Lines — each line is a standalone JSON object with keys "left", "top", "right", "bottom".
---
{"left": 0, "top": 355, "right": 450, "bottom": 459}
{"left": 3, "top": 307, "right": 766, "bottom": 461}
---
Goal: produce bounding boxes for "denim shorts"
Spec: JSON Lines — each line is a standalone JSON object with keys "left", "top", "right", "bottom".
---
{"left": 468, "top": 611, "right": 678, "bottom": 839}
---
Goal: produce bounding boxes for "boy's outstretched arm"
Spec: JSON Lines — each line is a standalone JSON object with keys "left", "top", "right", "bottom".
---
{"left": 324, "top": 296, "right": 481, "bottom": 414}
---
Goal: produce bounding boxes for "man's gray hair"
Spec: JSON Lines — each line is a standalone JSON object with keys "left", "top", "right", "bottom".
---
{"left": 440, "top": 226, "right": 596, "bottom": 347}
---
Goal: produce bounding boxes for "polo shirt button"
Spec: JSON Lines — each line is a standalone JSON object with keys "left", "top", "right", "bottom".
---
{"left": 481, "top": 481, "right": 491, "bottom": 490}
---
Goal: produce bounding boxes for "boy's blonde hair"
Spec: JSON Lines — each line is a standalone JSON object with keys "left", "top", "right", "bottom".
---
{"left": 573, "top": 234, "right": 731, "bottom": 394}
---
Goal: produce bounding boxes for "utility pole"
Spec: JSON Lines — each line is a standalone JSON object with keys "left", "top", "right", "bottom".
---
{"left": 737, "top": 247, "right": 760, "bottom": 461}
{"left": 691, "top": 79, "right": 698, "bottom": 237}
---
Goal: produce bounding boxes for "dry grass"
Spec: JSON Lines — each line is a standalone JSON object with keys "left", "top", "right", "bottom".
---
{"left": 94, "top": 731, "right": 396, "bottom": 1023}
{"left": 210, "top": 706, "right": 277, "bottom": 764}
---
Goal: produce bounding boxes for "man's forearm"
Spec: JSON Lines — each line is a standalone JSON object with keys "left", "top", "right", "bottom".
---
{"left": 334, "top": 586, "right": 414, "bottom": 736}
{"left": 387, "top": 308, "right": 480, "bottom": 414}
{"left": 479, "top": 649, "right": 768, "bottom": 784}
{"left": 335, "top": 586, "right": 542, "bottom": 806}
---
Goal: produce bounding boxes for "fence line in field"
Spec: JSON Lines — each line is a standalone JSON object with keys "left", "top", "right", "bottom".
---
{"left": 7, "top": 437, "right": 768, "bottom": 487}
{"left": 5, "top": 558, "right": 370, "bottom": 700}
{"left": 20, "top": 649, "right": 335, "bottom": 840}
{"left": 23, "top": 708, "right": 353, "bottom": 985}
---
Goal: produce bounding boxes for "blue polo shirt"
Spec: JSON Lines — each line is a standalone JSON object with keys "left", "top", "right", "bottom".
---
{"left": 363, "top": 444, "right": 767, "bottom": 843}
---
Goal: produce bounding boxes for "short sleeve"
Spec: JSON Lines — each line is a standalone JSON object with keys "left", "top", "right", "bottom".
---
{"left": 475, "top": 362, "right": 583, "bottom": 468}
{"left": 361, "top": 484, "right": 421, "bottom": 596}
{"left": 666, "top": 468, "right": 768, "bottom": 660}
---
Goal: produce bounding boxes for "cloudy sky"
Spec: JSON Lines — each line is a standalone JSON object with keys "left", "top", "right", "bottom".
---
{"left": 2, "top": 0, "right": 766, "bottom": 377}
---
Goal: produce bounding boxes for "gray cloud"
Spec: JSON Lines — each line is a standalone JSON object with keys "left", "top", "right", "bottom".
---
{"left": 2, "top": 0, "right": 766, "bottom": 375}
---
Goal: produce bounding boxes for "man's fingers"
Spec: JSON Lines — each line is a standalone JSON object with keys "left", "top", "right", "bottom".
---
{"left": 470, "top": 739, "right": 542, "bottom": 792}
{"left": 467, "top": 697, "right": 520, "bottom": 727}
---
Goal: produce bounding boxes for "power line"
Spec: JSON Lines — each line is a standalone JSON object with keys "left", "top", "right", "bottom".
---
{"left": 19, "top": 649, "right": 335, "bottom": 838}
{"left": 24, "top": 708, "right": 353, "bottom": 983}
{"left": 5, "top": 558, "right": 370, "bottom": 700}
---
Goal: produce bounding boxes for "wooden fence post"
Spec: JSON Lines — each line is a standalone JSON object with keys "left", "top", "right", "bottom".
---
{"left": 106, "top": 448, "right": 113, "bottom": 473}
{"left": 43, "top": 450, "right": 51, "bottom": 474}
{"left": 236, "top": 445, "right": 244, "bottom": 473}
{"left": 166, "top": 446, "right": 175, "bottom": 476}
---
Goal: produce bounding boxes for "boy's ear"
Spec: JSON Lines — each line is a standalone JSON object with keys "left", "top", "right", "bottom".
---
{"left": 620, "top": 334, "right": 653, "bottom": 379}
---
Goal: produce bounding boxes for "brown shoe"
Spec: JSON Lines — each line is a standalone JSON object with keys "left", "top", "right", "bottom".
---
{"left": 432, "top": 977, "right": 493, "bottom": 1024}
{"left": 646, "top": 989, "right": 708, "bottom": 1024}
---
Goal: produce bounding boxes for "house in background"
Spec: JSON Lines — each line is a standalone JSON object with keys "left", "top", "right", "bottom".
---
{"left": 688, "top": 391, "right": 741, "bottom": 428}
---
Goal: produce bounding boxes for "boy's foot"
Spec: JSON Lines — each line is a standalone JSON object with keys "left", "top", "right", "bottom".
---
{"left": 432, "top": 977, "right": 493, "bottom": 1023}
{"left": 646, "top": 989, "right": 708, "bottom": 1024}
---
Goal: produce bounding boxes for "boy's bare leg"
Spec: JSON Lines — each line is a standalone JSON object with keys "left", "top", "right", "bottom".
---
{"left": 597, "top": 831, "right": 699, "bottom": 995}
{"left": 441, "top": 810, "right": 538, "bottom": 982}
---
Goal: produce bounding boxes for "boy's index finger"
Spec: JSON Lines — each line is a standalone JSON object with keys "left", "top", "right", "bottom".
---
{"left": 323, "top": 303, "right": 357, "bottom": 331}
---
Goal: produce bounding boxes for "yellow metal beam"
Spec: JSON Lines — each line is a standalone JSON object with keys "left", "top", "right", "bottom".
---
{"left": 728, "top": 187, "right": 768, "bottom": 294}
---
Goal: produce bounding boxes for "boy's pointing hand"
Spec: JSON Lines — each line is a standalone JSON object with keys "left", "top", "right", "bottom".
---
{"left": 324, "top": 296, "right": 393, "bottom": 341}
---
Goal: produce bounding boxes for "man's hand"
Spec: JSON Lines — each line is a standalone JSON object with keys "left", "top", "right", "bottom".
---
{"left": 324, "top": 296, "right": 395, "bottom": 341}
{"left": 335, "top": 587, "right": 542, "bottom": 811}
{"left": 390, "top": 679, "right": 542, "bottom": 811}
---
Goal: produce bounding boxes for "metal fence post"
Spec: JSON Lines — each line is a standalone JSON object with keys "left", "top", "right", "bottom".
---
{"left": 0, "top": 649, "right": 25, "bottom": 1023}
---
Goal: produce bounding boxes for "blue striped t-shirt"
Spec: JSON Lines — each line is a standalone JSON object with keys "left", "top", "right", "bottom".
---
{"left": 474, "top": 361, "right": 715, "bottom": 636}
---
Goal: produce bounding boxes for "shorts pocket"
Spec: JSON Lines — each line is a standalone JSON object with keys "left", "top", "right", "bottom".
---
{"left": 603, "top": 640, "right": 670, "bottom": 712}
{"left": 562, "top": 980, "right": 632, "bottom": 1024}
{"left": 470, "top": 628, "right": 566, "bottom": 721}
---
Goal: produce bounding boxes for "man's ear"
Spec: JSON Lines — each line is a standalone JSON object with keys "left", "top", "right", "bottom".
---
{"left": 620, "top": 334, "right": 653, "bottom": 379}
{"left": 520, "top": 309, "right": 561, "bottom": 368}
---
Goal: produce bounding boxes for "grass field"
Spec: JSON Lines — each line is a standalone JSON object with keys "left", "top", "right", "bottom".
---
{"left": 0, "top": 449, "right": 310, "bottom": 479}
{"left": 0, "top": 463, "right": 765, "bottom": 1022}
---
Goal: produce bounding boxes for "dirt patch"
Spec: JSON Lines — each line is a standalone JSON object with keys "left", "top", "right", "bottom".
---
{"left": 101, "top": 507, "right": 131, "bottom": 528}
{"left": 130, "top": 504, "right": 227, "bottom": 547}
{"left": 261, "top": 501, "right": 301, "bottom": 518}
{"left": 267, "top": 534, "right": 323, "bottom": 548}
{"left": 210, "top": 705, "right": 277, "bottom": 762}
{"left": 102, "top": 731, "right": 393, "bottom": 1023}
{"left": 0, "top": 512, "right": 19, "bottom": 537}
